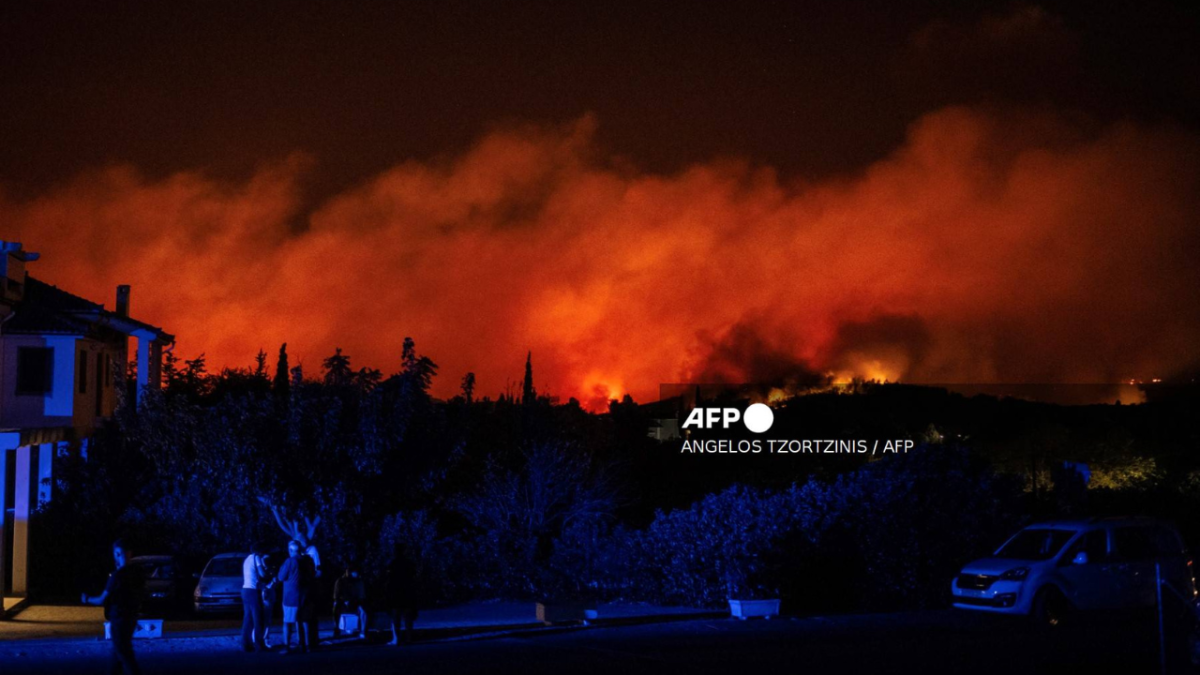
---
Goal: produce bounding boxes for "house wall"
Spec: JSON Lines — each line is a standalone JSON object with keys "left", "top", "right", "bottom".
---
{"left": 0, "top": 335, "right": 119, "bottom": 432}
{"left": 71, "top": 338, "right": 117, "bottom": 429}
{"left": 0, "top": 335, "right": 77, "bottom": 429}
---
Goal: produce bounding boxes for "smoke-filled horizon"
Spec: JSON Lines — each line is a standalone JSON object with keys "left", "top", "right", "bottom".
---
{"left": 3, "top": 105, "right": 1199, "bottom": 408}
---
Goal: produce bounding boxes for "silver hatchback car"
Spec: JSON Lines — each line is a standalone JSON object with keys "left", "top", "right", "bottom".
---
{"left": 952, "top": 517, "right": 1196, "bottom": 624}
{"left": 193, "top": 552, "right": 249, "bottom": 614}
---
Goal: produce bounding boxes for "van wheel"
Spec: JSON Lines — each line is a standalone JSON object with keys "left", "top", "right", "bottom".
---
{"left": 1032, "top": 586, "right": 1069, "bottom": 627}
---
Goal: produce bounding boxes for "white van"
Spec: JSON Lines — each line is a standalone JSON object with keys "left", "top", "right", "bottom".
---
{"left": 952, "top": 517, "right": 1195, "bottom": 624}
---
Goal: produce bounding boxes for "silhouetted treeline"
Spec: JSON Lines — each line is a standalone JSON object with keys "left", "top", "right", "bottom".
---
{"left": 30, "top": 348, "right": 1200, "bottom": 612}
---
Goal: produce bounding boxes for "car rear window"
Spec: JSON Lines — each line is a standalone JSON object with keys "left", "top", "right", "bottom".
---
{"left": 995, "top": 528, "right": 1075, "bottom": 560}
{"left": 136, "top": 561, "right": 176, "bottom": 579}
{"left": 204, "top": 557, "right": 243, "bottom": 578}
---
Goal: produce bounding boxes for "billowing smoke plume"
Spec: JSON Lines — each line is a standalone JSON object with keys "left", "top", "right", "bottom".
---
{"left": 3, "top": 107, "right": 1199, "bottom": 406}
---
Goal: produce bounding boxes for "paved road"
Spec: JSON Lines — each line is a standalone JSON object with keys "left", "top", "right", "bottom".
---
{"left": 0, "top": 601, "right": 711, "bottom": 641}
{"left": 2, "top": 609, "right": 1193, "bottom": 675}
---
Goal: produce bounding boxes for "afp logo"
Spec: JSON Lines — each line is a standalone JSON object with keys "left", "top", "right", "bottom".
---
{"left": 681, "top": 403, "right": 774, "bottom": 434}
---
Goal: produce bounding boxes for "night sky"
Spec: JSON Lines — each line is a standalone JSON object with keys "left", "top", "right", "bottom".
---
{"left": 6, "top": 1, "right": 1197, "bottom": 195}
{"left": 2, "top": 1, "right": 1199, "bottom": 405}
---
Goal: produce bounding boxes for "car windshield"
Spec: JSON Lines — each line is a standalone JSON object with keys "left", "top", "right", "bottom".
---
{"left": 204, "top": 557, "right": 243, "bottom": 578}
{"left": 995, "top": 528, "right": 1075, "bottom": 560}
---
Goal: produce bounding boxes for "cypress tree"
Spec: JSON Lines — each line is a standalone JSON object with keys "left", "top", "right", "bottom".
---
{"left": 273, "top": 343, "right": 290, "bottom": 406}
{"left": 522, "top": 351, "right": 536, "bottom": 405}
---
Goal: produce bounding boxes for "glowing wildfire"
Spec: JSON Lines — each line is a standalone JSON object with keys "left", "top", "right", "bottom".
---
{"left": 3, "top": 107, "right": 1199, "bottom": 407}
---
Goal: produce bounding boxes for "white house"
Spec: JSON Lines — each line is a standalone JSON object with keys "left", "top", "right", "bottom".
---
{"left": 0, "top": 241, "right": 171, "bottom": 608}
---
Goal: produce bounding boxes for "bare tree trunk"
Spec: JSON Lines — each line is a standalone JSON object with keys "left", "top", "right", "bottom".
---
{"left": 260, "top": 497, "right": 321, "bottom": 543}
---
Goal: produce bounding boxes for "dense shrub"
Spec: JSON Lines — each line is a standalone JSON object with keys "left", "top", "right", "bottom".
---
{"left": 31, "top": 353, "right": 1072, "bottom": 613}
{"left": 629, "top": 486, "right": 807, "bottom": 606}
{"left": 450, "top": 442, "right": 620, "bottom": 597}
{"left": 620, "top": 446, "right": 1023, "bottom": 610}
{"left": 816, "top": 446, "right": 1024, "bottom": 610}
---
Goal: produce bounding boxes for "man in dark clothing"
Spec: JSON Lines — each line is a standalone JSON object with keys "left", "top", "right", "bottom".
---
{"left": 386, "top": 547, "right": 421, "bottom": 646}
{"left": 275, "top": 539, "right": 316, "bottom": 654}
{"left": 260, "top": 550, "right": 282, "bottom": 649}
{"left": 298, "top": 535, "right": 322, "bottom": 649}
{"left": 82, "top": 539, "right": 145, "bottom": 675}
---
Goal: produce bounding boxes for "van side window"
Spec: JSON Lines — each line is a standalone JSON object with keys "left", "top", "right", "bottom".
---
{"left": 1114, "top": 527, "right": 1157, "bottom": 560}
{"left": 1065, "top": 530, "right": 1107, "bottom": 563}
{"left": 1147, "top": 526, "right": 1185, "bottom": 557}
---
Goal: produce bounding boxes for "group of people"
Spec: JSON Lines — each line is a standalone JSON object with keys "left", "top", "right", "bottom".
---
{"left": 241, "top": 539, "right": 422, "bottom": 654}
{"left": 241, "top": 538, "right": 321, "bottom": 654}
{"left": 83, "top": 537, "right": 423, "bottom": 675}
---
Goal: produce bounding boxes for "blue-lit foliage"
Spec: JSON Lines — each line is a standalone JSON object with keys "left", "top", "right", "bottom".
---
{"left": 36, "top": 351, "right": 1029, "bottom": 611}
{"left": 620, "top": 447, "right": 1023, "bottom": 609}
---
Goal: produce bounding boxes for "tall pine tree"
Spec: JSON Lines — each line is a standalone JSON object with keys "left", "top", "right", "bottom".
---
{"left": 254, "top": 349, "right": 269, "bottom": 380}
{"left": 522, "top": 351, "right": 536, "bottom": 405}
{"left": 461, "top": 372, "right": 476, "bottom": 404}
{"left": 273, "top": 343, "right": 290, "bottom": 411}
{"left": 323, "top": 348, "right": 353, "bottom": 387}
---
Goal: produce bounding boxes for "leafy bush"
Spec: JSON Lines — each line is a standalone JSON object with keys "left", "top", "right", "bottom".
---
{"left": 815, "top": 446, "right": 1023, "bottom": 610}
{"left": 622, "top": 446, "right": 1022, "bottom": 610}
{"left": 451, "top": 442, "right": 620, "bottom": 597}
{"left": 629, "top": 486, "right": 803, "bottom": 606}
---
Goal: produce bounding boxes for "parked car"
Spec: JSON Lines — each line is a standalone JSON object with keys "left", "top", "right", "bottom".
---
{"left": 952, "top": 517, "right": 1196, "bottom": 625}
{"left": 193, "top": 552, "right": 248, "bottom": 614}
{"left": 131, "top": 555, "right": 187, "bottom": 615}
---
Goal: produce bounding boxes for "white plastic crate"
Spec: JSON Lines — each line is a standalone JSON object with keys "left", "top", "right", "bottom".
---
{"left": 103, "top": 619, "right": 164, "bottom": 640}
{"left": 338, "top": 613, "right": 361, "bottom": 632}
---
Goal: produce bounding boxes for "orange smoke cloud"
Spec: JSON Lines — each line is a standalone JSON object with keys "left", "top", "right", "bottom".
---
{"left": 3, "top": 107, "right": 1199, "bottom": 406}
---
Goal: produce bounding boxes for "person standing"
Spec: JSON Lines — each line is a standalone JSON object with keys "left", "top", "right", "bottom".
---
{"left": 332, "top": 564, "right": 367, "bottom": 639}
{"left": 241, "top": 544, "right": 269, "bottom": 652}
{"left": 276, "top": 540, "right": 315, "bottom": 654}
{"left": 299, "top": 536, "right": 321, "bottom": 579}
{"left": 82, "top": 539, "right": 145, "bottom": 675}
{"left": 386, "top": 546, "right": 420, "bottom": 646}
{"left": 298, "top": 536, "right": 321, "bottom": 648}
{"left": 260, "top": 549, "right": 281, "bottom": 649}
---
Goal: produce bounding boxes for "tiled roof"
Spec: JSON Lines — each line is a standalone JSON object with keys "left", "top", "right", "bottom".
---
{"left": 24, "top": 277, "right": 104, "bottom": 313}
{"left": 3, "top": 305, "right": 92, "bottom": 335}
{"left": 4, "top": 277, "right": 172, "bottom": 340}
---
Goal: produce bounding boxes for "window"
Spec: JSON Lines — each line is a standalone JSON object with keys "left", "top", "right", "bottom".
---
{"left": 78, "top": 351, "right": 89, "bottom": 394}
{"left": 203, "top": 557, "right": 244, "bottom": 578}
{"left": 1146, "top": 526, "right": 1185, "bottom": 557}
{"left": 16, "top": 347, "right": 54, "bottom": 395}
{"left": 995, "top": 528, "right": 1075, "bottom": 560}
{"left": 1114, "top": 527, "right": 1157, "bottom": 560}
{"left": 95, "top": 355, "right": 104, "bottom": 416}
{"left": 135, "top": 560, "right": 176, "bottom": 579}
{"left": 1064, "top": 530, "right": 1108, "bottom": 564}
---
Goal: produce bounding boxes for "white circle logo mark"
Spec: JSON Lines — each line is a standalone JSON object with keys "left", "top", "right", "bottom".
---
{"left": 743, "top": 403, "right": 774, "bottom": 433}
